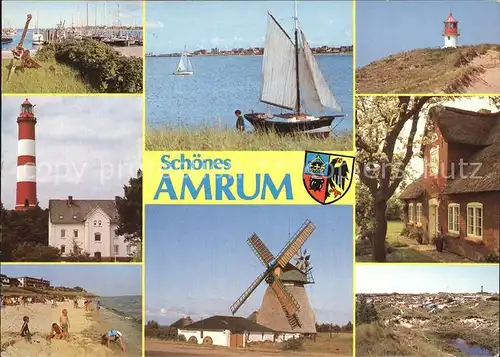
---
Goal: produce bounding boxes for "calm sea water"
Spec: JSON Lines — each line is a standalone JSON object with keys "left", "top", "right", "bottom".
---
{"left": 146, "top": 54, "right": 353, "bottom": 131}
{"left": 96, "top": 295, "right": 142, "bottom": 357}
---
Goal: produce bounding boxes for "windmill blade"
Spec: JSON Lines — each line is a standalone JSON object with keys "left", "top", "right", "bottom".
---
{"left": 275, "top": 219, "right": 316, "bottom": 268}
{"left": 230, "top": 270, "right": 268, "bottom": 315}
{"left": 247, "top": 233, "right": 275, "bottom": 266}
{"left": 269, "top": 274, "right": 300, "bottom": 316}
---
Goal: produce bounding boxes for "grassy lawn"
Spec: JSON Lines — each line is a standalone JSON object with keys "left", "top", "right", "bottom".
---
{"left": 357, "top": 221, "right": 438, "bottom": 263}
{"left": 146, "top": 126, "right": 353, "bottom": 151}
{"left": 1, "top": 59, "right": 91, "bottom": 93}
{"left": 356, "top": 44, "right": 500, "bottom": 93}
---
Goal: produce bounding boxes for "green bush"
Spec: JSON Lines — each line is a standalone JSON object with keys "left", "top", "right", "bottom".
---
{"left": 408, "top": 227, "right": 424, "bottom": 244}
{"left": 34, "top": 39, "right": 142, "bottom": 93}
{"left": 282, "top": 338, "right": 304, "bottom": 351}
{"left": 479, "top": 253, "right": 500, "bottom": 263}
{"left": 178, "top": 334, "right": 186, "bottom": 342}
{"left": 400, "top": 227, "right": 410, "bottom": 236}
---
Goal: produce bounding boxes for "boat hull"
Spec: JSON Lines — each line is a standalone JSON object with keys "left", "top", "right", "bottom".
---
{"left": 2, "top": 37, "right": 13, "bottom": 44}
{"left": 243, "top": 113, "right": 344, "bottom": 137}
{"left": 173, "top": 71, "right": 193, "bottom": 76}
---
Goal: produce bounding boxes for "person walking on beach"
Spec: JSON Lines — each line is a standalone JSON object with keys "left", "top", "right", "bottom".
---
{"left": 96, "top": 298, "right": 101, "bottom": 319}
{"left": 20, "top": 316, "right": 31, "bottom": 342}
{"left": 235, "top": 109, "right": 245, "bottom": 132}
{"left": 102, "top": 329, "right": 126, "bottom": 354}
{"left": 73, "top": 297, "right": 78, "bottom": 308}
{"left": 59, "top": 309, "right": 70, "bottom": 339}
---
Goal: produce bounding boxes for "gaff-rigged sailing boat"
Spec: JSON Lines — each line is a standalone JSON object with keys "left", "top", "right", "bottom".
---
{"left": 173, "top": 46, "right": 194, "bottom": 75}
{"left": 244, "top": 3, "right": 344, "bottom": 137}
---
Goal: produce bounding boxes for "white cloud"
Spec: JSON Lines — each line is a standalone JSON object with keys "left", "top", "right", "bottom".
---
{"left": 147, "top": 20, "right": 164, "bottom": 29}
{"left": 1, "top": 97, "right": 142, "bottom": 209}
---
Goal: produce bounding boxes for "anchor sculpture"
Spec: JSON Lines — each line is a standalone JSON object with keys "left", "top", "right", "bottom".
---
{"left": 8, "top": 14, "right": 41, "bottom": 80}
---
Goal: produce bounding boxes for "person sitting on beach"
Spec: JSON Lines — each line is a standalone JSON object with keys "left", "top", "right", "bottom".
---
{"left": 102, "top": 329, "right": 126, "bottom": 354}
{"left": 235, "top": 109, "right": 245, "bottom": 132}
{"left": 59, "top": 309, "right": 70, "bottom": 339}
{"left": 20, "top": 316, "right": 31, "bottom": 342}
{"left": 49, "top": 323, "right": 63, "bottom": 340}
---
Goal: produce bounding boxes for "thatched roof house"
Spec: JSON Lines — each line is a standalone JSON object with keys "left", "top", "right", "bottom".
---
{"left": 399, "top": 106, "right": 500, "bottom": 260}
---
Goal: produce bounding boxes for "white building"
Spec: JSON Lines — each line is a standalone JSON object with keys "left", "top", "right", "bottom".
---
{"left": 48, "top": 196, "right": 136, "bottom": 261}
{"left": 177, "top": 316, "right": 278, "bottom": 348}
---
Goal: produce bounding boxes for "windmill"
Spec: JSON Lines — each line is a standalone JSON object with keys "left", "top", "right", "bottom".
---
{"left": 230, "top": 219, "right": 317, "bottom": 334}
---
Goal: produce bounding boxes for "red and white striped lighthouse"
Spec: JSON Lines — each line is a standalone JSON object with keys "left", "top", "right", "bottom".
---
{"left": 443, "top": 13, "right": 459, "bottom": 48}
{"left": 15, "top": 98, "right": 37, "bottom": 211}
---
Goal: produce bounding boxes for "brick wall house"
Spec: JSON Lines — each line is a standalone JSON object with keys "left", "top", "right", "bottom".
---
{"left": 399, "top": 106, "right": 500, "bottom": 261}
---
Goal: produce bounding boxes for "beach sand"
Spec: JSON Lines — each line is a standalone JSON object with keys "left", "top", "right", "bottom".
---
{"left": 1, "top": 301, "right": 129, "bottom": 357}
{"left": 467, "top": 50, "right": 500, "bottom": 93}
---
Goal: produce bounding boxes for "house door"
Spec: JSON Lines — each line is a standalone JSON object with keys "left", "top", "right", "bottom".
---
{"left": 428, "top": 202, "right": 439, "bottom": 238}
{"left": 230, "top": 333, "right": 243, "bottom": 347}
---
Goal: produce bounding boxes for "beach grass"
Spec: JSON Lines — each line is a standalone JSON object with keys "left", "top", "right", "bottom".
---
{"left": 356, "top": 44, "right": 500, "bottom": 93}
{"left": 146, "top": 125, "right": 353, "bottom": 151}
{"left": 1, "top": 59, "right": 90, "bottom": 93}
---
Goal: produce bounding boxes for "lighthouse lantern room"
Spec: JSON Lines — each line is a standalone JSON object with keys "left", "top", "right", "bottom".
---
{"left": 16, "top": 98, "right": 38, "bottom": 211}
{"left": 443, "top": 13, "right": 459, "bottom": 48}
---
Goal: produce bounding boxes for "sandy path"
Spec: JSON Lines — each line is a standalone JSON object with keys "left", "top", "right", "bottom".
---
{"left": 467, "top": 50, "right": 500, "bottom": 93}
{"left": 1, "top": 301, "right": 118, "bottom": 357}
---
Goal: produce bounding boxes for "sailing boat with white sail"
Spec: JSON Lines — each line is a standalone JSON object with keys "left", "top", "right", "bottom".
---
{"left": 244, "top": 2, "right": 344, "bottom": 136}
{"left": 173, "top": 46, "right": 194, "bottom": 75}
{"left": 32, "top": 11, "right": 44, "bottom": 45}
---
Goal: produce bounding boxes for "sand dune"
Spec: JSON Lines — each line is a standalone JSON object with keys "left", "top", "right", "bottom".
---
{"left": 466, "top": 50, "right": 500, "bottom": 93}
{"left": 1, "top": 301, "right": 120, "bottom": 357}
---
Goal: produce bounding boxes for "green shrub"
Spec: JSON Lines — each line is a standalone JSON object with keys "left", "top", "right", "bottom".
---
{"left": 282, "top": 338, "right": 304, "bottom": 351}
{"left": 400, "top": 227, "right": 409, "bottom": 236}
{"left": 479, "top": 254, "right": 500, "bottom": 263}
{"left": 35, "top": 39, "right": 142, "bottom": 93}
{"left": 178, "top": 334, "right": 186, "bottom": 342}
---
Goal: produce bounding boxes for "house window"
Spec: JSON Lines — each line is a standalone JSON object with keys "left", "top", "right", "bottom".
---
{"left": 94, "top": 252, "right": 101, "bottom": 260}
{"left": 416, "top": 203, "right": 422, "bottom": 225}
{"left": 94, "top": 233, "right": 102, "bottom": 242}
{"left": 126, "top": 245, "right": 131, "bottom": 254}
{"left": 73, "top": 229, "right": 78, "bottom": 238}
{"left": 60, "top": 245, "right": 66, "bottom": 253}
{"left": 98, "top": 220, "right": 102, "bottom": 227}
{"left": 447, "top": 204, "right": 460, "bottom": 234}
{"left": 61, "top": 229, "right": 66, "bottom": 238}
{"left": 93, "top": 220, "right": 97, "bottom": 227}
{"left": 408, "top": 203, "right": 415, "bottom": 223}
{"left": 467, "top": 203, "right": 483, "bottom": 238}
{"left": 114, "top": 245, "right": 119, "bottom": 255}
{"left": 429, "top": 146, "right": 439, "bottom": 176}
{"left": 200, "top": 330, "right": 203, "bottom": 338}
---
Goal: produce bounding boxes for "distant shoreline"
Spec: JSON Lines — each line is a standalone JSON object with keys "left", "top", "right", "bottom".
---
{"left": 146, "top": 52, "right": 353, "bottom": 58}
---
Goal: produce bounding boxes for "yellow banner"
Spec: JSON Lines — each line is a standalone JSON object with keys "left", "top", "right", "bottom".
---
{"left": 143, "top": 151, "right": 355, "bottom": 205}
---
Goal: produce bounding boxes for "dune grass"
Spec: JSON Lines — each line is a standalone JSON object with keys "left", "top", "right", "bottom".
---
{"left": 1, "top": 59, "right": 91, "bottom": 93}
{"left": 356, "top": 44, "right": 500, "bottom": 94}
{"left": 146, "top": 125, "right": 353, "bottom": 151}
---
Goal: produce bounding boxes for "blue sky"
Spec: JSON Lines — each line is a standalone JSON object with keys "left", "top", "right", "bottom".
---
{"left": 1, "top": 1, "right": 142, "bottom": 29}
{"left": 356, "top": 0, "right": 500, "bottom": 67}
{"left": 146, "top": 205, "right": 353, "bottom": 325}
{"left": 146, "top": 1, "right": 352, "bottom": 53}
{"left": 0, "top": 265, "right": 142, "bottom": 296}
{"left": 357, "top": 265, "right": 500, "bottom": 294}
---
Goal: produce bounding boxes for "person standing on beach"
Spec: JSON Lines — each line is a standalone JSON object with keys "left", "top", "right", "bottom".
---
{"left": 235, "top": 109, "right": 245, "bottom": 132}
{"left": 102, "top": 329, "right": 126, "bottom": 355}
{"left": 59, "top": 309, "right": 70, "bottom": 339}
{"left": 20, "top": 316, "right": 31, "bottom": 342}
{"left": 96, "top": 298, "right": 101, "bottom": 319}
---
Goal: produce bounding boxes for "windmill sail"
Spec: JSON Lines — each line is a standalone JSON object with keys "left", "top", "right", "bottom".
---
{"left": 260, "top": 12, "right": 342, "bottom": 113}
{"left": 177, "top": 50, "right": 193, "bottom": 73}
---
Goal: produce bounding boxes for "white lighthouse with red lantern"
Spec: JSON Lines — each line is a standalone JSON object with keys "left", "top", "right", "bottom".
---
{"left": 15, "top": 98, "right": 37, "bottom": 211}
{"left": 443, "top": 13, "right": 459, "bottom": 48}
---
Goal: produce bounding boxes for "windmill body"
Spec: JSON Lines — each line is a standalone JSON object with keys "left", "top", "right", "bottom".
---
{"left": 231, "top": 219, "right": 317, "bottom": 339}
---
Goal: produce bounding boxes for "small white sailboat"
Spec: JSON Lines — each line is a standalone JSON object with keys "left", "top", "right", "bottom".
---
{"left": 244, "top": 0, "right": 344, "bottom": 137}
{"left": 32, "top": 11, "right": 44, "bottom": 45}
{"left": 173, "top": 46, "right": 193, "bottom": 75}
